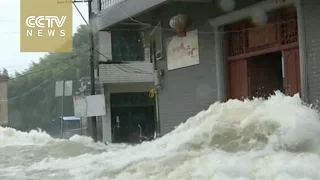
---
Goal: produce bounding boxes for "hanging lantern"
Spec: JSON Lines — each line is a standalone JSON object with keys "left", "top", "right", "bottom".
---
{"left": 251, "top": 8, "right": 268, "bottom": 25}
{"left": 169, "top": 14, "right": 191, "bottom": 37}
{"left": 218, "top": 0, "right": 236, "bottom": 12}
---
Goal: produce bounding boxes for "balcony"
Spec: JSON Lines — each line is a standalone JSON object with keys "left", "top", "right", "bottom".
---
{"left": 99, "top": 62, "right": 154, "bottom": 84}
{"left": 95, "top": 0, "right": 168, "bottom": 31}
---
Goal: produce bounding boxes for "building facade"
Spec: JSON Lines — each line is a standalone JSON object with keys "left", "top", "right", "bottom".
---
{"left": 94, "top": 0, "right": 319, "bottom": 142}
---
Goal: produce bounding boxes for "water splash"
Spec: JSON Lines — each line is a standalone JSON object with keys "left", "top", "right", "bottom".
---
{"left": 2, "top": 92, "right": 320, "bottom": 180}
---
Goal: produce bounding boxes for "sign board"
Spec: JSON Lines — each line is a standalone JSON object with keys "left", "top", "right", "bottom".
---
{"left": 55, "top": 80, "right": 73, "bottom": 97}
{"left": 73, "top": 96, "right": 87, "bottom": 117}
{"left": 86, "top": 95, "right": 106, "bottom": 117}
{"left": 64, "top": 80, "right": 73, "bottom": 96}
{"left": 55, "top": 81, "right": 64, "bottom": 97}
{"left": 167, "top": 29, "right": 200, "bottom": 70}
{"left": 73, "top": 94, "right": 106, "bottom": 117}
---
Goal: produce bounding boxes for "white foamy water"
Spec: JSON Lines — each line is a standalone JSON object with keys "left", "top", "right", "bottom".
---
{"left": 1, "top": 91, "right": 320, "bottom": 180}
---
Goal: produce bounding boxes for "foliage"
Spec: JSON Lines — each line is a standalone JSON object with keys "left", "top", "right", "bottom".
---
{"left": 2, "top": 68, "right": 8, "bottom": 76}
{"left": 8, "top": 25, "right": 91, "bottom": 134}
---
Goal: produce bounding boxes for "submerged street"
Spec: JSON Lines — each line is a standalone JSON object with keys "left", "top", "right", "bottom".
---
{"left": 1, "top": 93, "right": 320, "bottom": 180}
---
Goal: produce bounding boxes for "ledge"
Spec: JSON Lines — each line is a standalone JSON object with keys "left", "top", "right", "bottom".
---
{"left": 94, "top": 0, "right": 169, "bottom": 31}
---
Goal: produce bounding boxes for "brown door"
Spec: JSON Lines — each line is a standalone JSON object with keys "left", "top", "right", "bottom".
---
{"left": 283, "top": 47, "right": 301, "bottom": 96}
{"left": 228, "top": 59, "right": 249, "bottom": 99}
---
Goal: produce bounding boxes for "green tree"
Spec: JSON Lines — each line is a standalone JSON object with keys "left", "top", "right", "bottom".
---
{"left": 8, "top": 25, "right": 91, "bottom": 134}
{"left": 2, "top": 68, "right": 8, "bottom": 76}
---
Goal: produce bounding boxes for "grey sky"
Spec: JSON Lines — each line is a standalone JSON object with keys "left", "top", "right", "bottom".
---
{"left": 0, "top": 0, "right": 88, "bottom": 75}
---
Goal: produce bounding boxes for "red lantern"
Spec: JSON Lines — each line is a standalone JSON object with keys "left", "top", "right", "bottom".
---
{"left": 169, "top": 14, "right": 191, "bottom": 37}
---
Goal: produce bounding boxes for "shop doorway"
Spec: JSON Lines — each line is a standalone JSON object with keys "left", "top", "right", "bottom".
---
{"left": 248, "top": 52, "right": 283, "bottom": 98}
{"left": 110, "top": 92, "right": 156, "bottom": 144}
{"left": 225, "top": 6, "right": 300, "bottom": 99}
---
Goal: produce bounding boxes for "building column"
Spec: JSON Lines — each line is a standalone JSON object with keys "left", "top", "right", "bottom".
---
{"left": 294, "top": 0, "right": 309, "bottom": 102}
{"left": 101, "top": 84, "right": 112, "bottom": 143}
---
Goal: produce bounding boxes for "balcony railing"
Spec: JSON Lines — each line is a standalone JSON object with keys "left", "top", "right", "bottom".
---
{"left": 101, "top": 0, "right": 126, "bottom": 10}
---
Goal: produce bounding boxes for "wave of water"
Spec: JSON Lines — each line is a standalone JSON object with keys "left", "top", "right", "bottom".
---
{"left": 1, "top": 91, "right": 320, "bottom": 180}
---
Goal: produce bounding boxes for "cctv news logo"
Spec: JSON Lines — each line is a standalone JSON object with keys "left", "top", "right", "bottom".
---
{"left": 20, "top": 0, "right": 72, "bottom": 52}
{"left": 25, "top": 16, "right": 67, "bottom": 37}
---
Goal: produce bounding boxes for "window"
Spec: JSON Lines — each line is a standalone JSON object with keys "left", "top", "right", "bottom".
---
{"left": 111, "top": 31, "right": 144, "bottom": 62}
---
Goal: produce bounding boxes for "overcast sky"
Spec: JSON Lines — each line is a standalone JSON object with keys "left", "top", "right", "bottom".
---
{"left": 0, "top": 0, "right": 88, "bottom": 75}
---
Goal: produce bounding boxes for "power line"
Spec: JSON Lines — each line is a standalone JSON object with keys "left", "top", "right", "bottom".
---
{"left": 9, "top": 50, "right": 90, "bottom": 81}
{"left": 3, "top": 59, "right": 83, "bottom": 102}
{"left": 70, "top": 1, "right": 153, "bottom": 75}
{"left": 8, "top": 42, "right": 108, "bottom": 81}
{"left": 73, "top": 2, "right": 89, "bottom": 26}
{"left": 104, "top": 3, "right": 298, "bottom": 34}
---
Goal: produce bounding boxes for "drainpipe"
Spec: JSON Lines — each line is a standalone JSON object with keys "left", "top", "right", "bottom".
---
{"left": 214, "top": 26, "right": 226, "bottom": 102}
{"left": 152, "top": 36, "right": 161, "bottom": 138}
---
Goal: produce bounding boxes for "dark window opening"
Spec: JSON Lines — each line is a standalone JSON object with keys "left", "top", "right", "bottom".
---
{"left": 111, "top": 31, "right": 144, "bottom": 62}
{"left": 110, "top": 92, "right": 156, "bottom": 144}
{"left": 248, "top": 51, "right": 283, "bottom": 99}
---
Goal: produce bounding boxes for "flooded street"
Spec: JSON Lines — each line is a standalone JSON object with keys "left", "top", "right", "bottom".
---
{"left": 1, "top": 93, "right": 320, "bottom": 180}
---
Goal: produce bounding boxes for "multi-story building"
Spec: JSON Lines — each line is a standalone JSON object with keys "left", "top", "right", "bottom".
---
{"left": 90, "top": 0, "right": 156, "bottom": 143}
{"left": 93, "top": 0, "right": 319, "bottom": 143}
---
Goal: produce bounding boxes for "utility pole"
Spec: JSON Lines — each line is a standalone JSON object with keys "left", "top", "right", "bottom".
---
{"left": 60, "top": 80, "right": 65, "bottom": 138}
{"left": 88, "top": 0, "right": 98, "bottom": 142}
{"left": 57, "top": 0, "right": 98, "bottom": 142}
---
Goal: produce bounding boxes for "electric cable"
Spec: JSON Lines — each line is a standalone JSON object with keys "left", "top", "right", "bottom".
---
{"left": 112, "top": 3, "right": 298, "bottom": 34}
{"left": 10, "top": 50, "right": 90, "bottom": 81}
{"left": 3, "top": 57, "right": 86, "bottom": 102}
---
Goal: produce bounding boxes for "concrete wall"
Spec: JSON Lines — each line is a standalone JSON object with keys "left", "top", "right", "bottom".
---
{"left": 299, "top": 0, "right": 320, "bottom": 105}
{"left": 152, "top": 3, "right": 220, "bottom": 135}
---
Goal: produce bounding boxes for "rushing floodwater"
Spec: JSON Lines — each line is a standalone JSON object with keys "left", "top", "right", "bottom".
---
{"left": 1, "top": 92, "right": 320, "bottom": 180}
